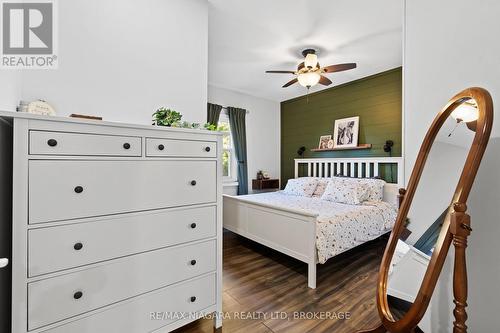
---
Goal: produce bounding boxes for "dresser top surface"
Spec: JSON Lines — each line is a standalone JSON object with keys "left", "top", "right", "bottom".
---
{"left": 0, "top": 110, "right": 223, "bottom": 136}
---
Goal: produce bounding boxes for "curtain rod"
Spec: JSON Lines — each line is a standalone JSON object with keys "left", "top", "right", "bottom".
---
{"left": 221, "top": 106, "right": 250, "bottom": 114}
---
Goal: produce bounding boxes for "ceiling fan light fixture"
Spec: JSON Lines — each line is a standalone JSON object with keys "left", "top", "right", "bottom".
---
{"left": 265, "top": 49, "right": 356, "bottom": 90}
{"left": 297, "top": 71, "right": 320, "bottom": 88}
{"left": 451, "top": 101, "right": 479, "bottom": 122}
{"left": 304, "top": 53, "right": 318, "bottom": 69}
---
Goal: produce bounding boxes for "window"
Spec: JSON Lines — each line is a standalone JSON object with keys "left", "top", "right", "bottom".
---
{"left": 218, "top": 113, "right": 237, "bottom": 182}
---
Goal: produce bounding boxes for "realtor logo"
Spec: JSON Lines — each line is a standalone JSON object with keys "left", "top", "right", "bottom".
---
{"left": 1, "top": 0, "right": 58, "bottom": 69}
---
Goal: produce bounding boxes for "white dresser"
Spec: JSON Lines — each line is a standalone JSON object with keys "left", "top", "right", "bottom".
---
{"left": 0, "top": 112, "right": 223, "bottom": 333}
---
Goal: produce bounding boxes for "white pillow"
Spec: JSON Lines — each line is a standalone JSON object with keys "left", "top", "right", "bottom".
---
{"left": 358, "top": 178, "right": 386, "bottom": 201}
{"left": 334, "top": 177, "right": 386, "bottom": 202}
{"left": 297, "top": 177, "right": 329, "bottom": 197}
{"left": 312, "top": 178, "right": 329, "bottom": 197}
{"left": 320, "top": 177, "right": 369, "bottom": 205}
{"left": 283, "top": 178, "right": 319, "bottom": 197}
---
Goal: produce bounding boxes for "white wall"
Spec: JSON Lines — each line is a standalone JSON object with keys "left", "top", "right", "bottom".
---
{"left": 16, "top": 0, "right": 208, "bottom": 125}
{"left": 404, "top": 0, "right": 500, "bottom": 331}
{"left": 0, "top": 72, "right": 22, "bottom": 112}
{"left": 208, "top": 85, "right": 280, "bottom": 193}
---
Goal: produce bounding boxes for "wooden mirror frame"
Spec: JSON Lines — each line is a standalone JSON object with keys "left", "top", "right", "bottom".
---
{"left": 359, "top": 87, "right": 493, "bottom": 333}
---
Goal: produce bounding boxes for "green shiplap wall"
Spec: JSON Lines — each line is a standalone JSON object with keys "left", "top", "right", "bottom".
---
{"left": 281, "top": 67, "right": 402, "bottom": 186}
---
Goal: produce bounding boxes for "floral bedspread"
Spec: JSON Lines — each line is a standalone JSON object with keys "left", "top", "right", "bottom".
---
{"left": 237, "top": 192, "right": 397, "bottom": 264}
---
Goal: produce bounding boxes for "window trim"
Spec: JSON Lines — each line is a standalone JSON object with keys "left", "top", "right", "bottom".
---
{"left": 218, "top": 113, "right": 238, "bottom": 183}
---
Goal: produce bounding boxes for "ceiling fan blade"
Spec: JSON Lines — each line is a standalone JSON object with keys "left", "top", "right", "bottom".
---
{"left": 319, "top": 75, "right": 332, "bottom": 86}
{"left": 265, "top": 70, "right": 296, "bottom": 74}
{"left": 282, "top": 78, "right": 298, "bottom": 88}
{"left": 322, "top": 63, "right": 357, "bottom": 73}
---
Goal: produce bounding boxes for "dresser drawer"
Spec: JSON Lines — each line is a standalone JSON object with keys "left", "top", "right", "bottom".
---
{"left": 28, "top": 240, "right": 216, "bottom": 330}
{"left": 28, "top": 206, "right": 217, "bottom": 277}
{"left": 29, "top": 160, "right": 217, "bottom": 224}
{"left": 40, "top": 273, "right": 216, "bottom": 333}
{"left": 146, "top": 138, "right": 216, "bottom": 158}
{"left": 29, "top": 131, "right": 142, "bottom": 156}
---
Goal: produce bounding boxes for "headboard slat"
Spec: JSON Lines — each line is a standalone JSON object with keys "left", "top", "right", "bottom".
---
{"left": 294, "top": 157, "right": 404, "bottom": 205}
{"left": 374, "top": 162, "right": 380, "bottom": 177}
{"left": 294, "top": 157, "right": 404, "bottom": 183}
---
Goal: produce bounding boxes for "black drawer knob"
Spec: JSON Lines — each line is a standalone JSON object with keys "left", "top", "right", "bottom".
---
{"left": 158, "top": 144, "right": 165, "bottom": 151}
{"left": 123, "top": 143, "right": 131, "bottom": 150}
{"left": 47, "top": 139, "right": 58, "bottom": 147}
{"left": 190, "top": 223, "right": 197, "bottom": 229}
{"left": 74, "top": 186, "right": 84, "bottom": 194}
{"left": 74, "top": 242, "right": 83, "bottom": 251}
{"left": 190, "top": 180, "right": 197, "bottom": 186}
{"left": 190, "top": 296, "right": 196, "bottom": 303}
{"left": 190, "top": 260, "right": 197, "bottom": 266}
{"left": 73, "top": 291, "right": 83, "bottom": 300}
{"left": 205, "top": 146, "right": 211, "bottom": 152}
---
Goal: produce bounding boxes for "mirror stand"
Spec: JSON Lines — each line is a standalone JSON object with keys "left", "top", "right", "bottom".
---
{"left": 449, "top": 202, "right": 470, "bottom": 333}
{"left": 359, "top": 202, "right": 471, "bottom": 333}
{"left": 356, "top": 87, "right": 493, "bottom": 333}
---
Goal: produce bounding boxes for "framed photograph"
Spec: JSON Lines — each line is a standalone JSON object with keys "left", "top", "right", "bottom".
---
{"left": 333, "top": 116, "right": 359, "bottom": 148}
{"left": 318, "top": 135, "right": 332, "bottom": 149}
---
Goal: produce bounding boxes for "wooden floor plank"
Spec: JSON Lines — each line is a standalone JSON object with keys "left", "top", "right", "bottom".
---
{"left": 174, "top": 231, "right": 386, "bottom": 333}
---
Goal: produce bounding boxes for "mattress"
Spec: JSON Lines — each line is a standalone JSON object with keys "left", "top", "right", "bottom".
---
{"left": 237, "top": 191, "right": 398, "bottom": 263}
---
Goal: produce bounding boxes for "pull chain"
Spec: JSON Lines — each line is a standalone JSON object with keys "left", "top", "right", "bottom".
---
{"left": 448, "top": 120, "right": 462, "bottom": 137}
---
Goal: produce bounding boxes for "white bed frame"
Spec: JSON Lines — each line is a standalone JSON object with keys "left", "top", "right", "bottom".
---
{"left": 223, "top": 157, "right": 404, "bottom": 289}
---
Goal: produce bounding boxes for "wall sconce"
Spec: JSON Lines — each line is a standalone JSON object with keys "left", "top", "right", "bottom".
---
{"left": 383, "top": 140, "right": 394, "bottom": 153}
{"left": 297, "top": 146, "right": 306, "bottom": 157}
{"left": 384, "top": 140, "right": 395, "bottom": 182}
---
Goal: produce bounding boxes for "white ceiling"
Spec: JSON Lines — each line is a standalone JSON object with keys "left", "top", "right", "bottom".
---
{"left": 208, "top": 0, "right": 403, "bottom": 102}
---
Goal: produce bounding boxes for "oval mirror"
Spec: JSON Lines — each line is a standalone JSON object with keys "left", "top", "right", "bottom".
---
{"left": 359, "top": 87, "right": 493, "bottom": 333}
{"left": 386, "top": 100, "right": 475, "bottom": 327}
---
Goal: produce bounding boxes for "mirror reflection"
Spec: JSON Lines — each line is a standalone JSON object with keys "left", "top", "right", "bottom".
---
{"left": 387, "top": 100, "right": 477, "bottom": 323}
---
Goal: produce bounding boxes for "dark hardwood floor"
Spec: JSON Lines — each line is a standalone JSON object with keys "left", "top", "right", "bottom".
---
{"left": 174, "top": 230, "right": 386, "bottom": 333}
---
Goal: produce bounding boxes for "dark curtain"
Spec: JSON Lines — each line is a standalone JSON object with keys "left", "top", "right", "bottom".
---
{"left": 414, "top": 209, "right": 447, "bottom": 255}
{"left": 228, "top": 107, "right": 248, "bottom": 195}
{"left": 207, "top": 103, "right": 223, "bottom": 126}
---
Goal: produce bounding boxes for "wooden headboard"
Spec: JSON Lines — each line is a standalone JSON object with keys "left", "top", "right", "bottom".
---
{"left": 294, "top": 157, "right": 404, "bottom": 205}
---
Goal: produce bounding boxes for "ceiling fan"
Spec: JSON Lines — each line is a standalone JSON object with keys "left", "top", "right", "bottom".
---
{"left": 265, "top": 49, "right": 356, "bottom": 89}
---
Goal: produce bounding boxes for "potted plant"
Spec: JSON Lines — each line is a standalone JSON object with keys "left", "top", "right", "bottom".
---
{"left": 152, "top": 107, "right": 182, "bottom": 126}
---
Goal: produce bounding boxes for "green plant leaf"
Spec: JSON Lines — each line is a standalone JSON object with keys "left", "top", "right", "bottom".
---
{"left": 152, "top": 107, "right": 183, "bottom": 126}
